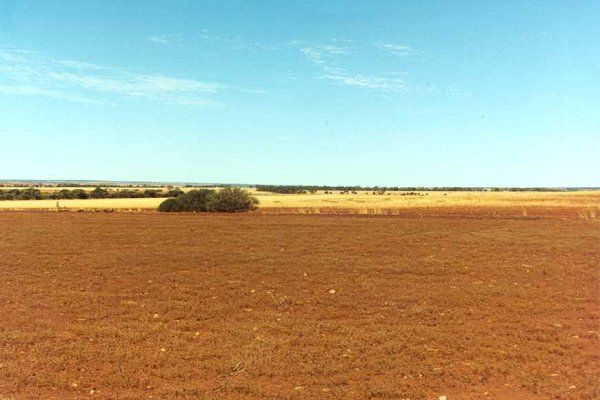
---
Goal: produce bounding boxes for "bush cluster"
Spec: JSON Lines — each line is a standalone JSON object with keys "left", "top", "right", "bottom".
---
{"left": 0, "top": 187, "right": 185, "bottom": 200}
{"left": 0, "top": 188, "right": 45, "bottom": 200}
{"left": 158, "top": 188, "right": 258, "bottom": 213}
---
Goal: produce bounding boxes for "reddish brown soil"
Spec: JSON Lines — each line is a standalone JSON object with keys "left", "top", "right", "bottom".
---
{"left": 0, "top": 212, "right": 598, "bottom": 400}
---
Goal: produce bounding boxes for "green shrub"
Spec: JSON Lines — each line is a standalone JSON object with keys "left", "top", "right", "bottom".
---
{"left": 178, "top": 189, "right": 214, "bottom": 211}
{"left": 71, "top": 189, "right": 90, "bottom": 199}
{"left": 158, "top": 198, "right": 183, "bottom": 212}
{"left": 90, "top": 187, "right": 109, "bottom": 199}
{"left": 18, "top": 188, "right": 43, "bottom": 200}
{"left": 206, "top": 187, "right": 258, "bottom": 212}
{"left": 157, "top": 188, "right": 257, "bottom": 213}
{"left": 143, "top": 189, "right": 163, "bottom": 198}
{"left": 157, "top": 189, "right": 214, "bottom": 212}
{"left": 165, "top": 188, "right": 184, "bottom": 197}
{"left": 56, "top": 189, "right": 74, "bottom": 199}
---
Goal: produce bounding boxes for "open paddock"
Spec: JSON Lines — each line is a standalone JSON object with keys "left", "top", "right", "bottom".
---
{"left": 0, "top": 212, "right": 598, "bottom": 399}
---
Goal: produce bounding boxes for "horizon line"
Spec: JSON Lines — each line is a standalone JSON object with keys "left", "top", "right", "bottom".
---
{"left": 0, "top": 179, "right": 599, "bottom": 190}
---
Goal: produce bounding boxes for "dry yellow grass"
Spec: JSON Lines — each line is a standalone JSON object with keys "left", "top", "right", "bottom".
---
{"left": 0, "top": 197, "right": 165, "bottom": 210}
{"left": 255, "top": 190, "right": 600, "bottom": 209}
{"left": 0, "top": 190, "right": 598, "bottom": 214}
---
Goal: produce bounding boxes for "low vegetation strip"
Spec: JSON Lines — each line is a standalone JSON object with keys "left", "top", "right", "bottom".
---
{"left": 0, "top": 186, "right": 184, "bottom": 200}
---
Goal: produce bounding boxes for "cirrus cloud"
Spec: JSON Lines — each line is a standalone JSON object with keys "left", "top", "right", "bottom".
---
{"left": 0, "top": 48, "right": 247, "bottom": 107}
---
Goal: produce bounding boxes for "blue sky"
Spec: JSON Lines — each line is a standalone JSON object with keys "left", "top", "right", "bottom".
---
{"left": 0, "top": 1, "right": 598, "bottom": 186}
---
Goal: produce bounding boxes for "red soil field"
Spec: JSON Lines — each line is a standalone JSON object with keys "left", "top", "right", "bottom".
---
{"left": 0, "top": 212, "right": 598, "bottom": 399}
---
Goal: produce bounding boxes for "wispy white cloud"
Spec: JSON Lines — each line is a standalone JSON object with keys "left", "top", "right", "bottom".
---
{"left": 198, "top": 29, "right": 277, "bottom": 51}
{"left": 149, "top": 34, "right": 182, "bottom": 45}
{"left": 0, "top": 48, "right": 231, "bottom": 107}
{"left": 300, "top": 44, "right": 352, "bottom": 65}
{"left": 54, "top": 59, "right": 111, "bottom": 70}
{"left": 47, "top": 72, "right": 223, "bottom": 95}
{"left": 150, "top": 35, "right": 171, "bottom": 44}
{"left": 0, "top": 49, "right": 32, "bottom": 63}
{"left": 294, "top": 41, "right": 411, "bottom": 93}
{"left": 0, "top": 84, "right": 101, "bottom": 104}
{"left": 376, "top": 42, "right": 415, "bottom": 56}
{"left": 292, "top": 40, "right": 459, "bottom": 96}
{"left": 320, "top": 67, "right": 408, "bottom": 92}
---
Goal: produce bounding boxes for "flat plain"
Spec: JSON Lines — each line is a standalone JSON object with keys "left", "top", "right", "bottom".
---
{"left": 0, "top": 191, "right": 598, "bottom": 219}
{"left": 0, "top": 210, "right": 598, "bottom": 399}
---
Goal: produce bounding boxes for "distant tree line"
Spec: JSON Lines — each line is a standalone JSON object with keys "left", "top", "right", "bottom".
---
{"left": 0, "top": 185, "right": 586, "bottom": 201}
{"left": 256, "top": 185, "right": 319, "bottom": 194}
{"left": 158, "top": 188, "right": 258, "bottom": 212}
{"left": 0, "top": 182, "right": 227, "bottom": 189}
{"left": 255, "top": 185, "right": 573, "bottom": 193}
{"left": 0, "top": 187, "right": 184, "bottom": 200}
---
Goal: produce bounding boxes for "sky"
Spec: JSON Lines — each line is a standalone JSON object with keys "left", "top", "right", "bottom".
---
{"left": 0, "top": 0, "right": 598, "bottom": 186}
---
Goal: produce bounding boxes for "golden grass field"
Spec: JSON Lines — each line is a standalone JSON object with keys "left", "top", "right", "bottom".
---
{"left": 254, "top": 190, "right": 600, "bottom": 209}
{"left": 0, "top": 190, "right": 598, "bottom": 218}
{"left": 0, "top": 197, "right": 166, "bottom": 210}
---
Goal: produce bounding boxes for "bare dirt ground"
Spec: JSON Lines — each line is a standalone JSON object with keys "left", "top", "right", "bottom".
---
{"left": 0, "top": 212, "right": 598, "bottom": 399}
